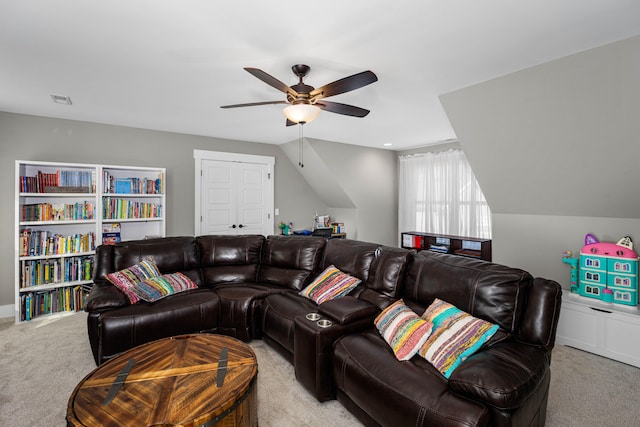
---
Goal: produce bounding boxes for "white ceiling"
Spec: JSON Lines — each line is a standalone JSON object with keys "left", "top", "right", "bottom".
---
{"left": 2, "top": 1, "right": 640, "bottom": 151}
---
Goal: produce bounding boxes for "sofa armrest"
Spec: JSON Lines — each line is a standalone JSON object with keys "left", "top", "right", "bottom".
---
{"left": 448, "top": 341, "right": 550, "bottom": 410}
{"left": 317, "top": 296, "right": 378, "bottom": 325}
{"left": 85, "top": 282, "right": 129, "bottom": 312}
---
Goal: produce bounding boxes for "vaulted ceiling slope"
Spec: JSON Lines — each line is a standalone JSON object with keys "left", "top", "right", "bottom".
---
{"left": 441, "top": 34, "right": 640, "bottom": 218}
{"left": 2, "top": 1, "right": 640, "bottom": 150}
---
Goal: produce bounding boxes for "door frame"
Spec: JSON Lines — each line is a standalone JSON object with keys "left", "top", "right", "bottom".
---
{"left": 194, "top": 149, "right": 275, "bottom": 236}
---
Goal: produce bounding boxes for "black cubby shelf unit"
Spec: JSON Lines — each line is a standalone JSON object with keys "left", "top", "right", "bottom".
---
{"left": 401, "top": 232, "right": 492, "bottom": 262}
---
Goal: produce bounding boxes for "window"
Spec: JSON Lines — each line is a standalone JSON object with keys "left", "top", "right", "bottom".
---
{"left": 614, "top": 262, "right": 630, "bottom": 272}
{"left": 615, "top": 277, "right": 631, "bottom": 287}
{"left": 586, "top": 258, "right": 600, "bottom": 268}
{"left": 399, "top": 149, "right": 491, "bottom": 239}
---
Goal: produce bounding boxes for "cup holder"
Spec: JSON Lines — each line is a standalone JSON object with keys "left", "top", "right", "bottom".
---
{"left": 317, "top": 319, "right": 333, "bottom": 328}
{"left": 305, "top": 313, "right": 321, "bottom": 321}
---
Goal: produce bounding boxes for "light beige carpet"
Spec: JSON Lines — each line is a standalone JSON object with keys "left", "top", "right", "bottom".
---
{"left": 1, "top": 312, "right": 639, "bottom": 426}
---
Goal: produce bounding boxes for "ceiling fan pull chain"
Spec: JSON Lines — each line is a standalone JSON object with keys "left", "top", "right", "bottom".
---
{"left": 298, "top": 123, "right": 304, "bottom": 168}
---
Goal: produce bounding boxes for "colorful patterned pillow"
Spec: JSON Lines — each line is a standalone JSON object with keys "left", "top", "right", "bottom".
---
{"left": 419, "top": 298, "right": 499, "bottom": 378}
{"left": 299, "top": 265, "right": 361, "bottom": 304}
{"left": 129, "top": 272, "right": 198, "bottom": 302}
{"left": 105, "top": 257, "right": 161, "bottom": 304}
{"left": 374, "top": 299, "right": 433, "bottom": 361}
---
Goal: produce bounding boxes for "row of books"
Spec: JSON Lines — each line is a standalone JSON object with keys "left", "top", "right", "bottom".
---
{"left": 21, "top": 202, "right": 95, "bottom": 222}
{"left": 103, "top": 197, "right": 162, "bottom": 219}
{"left": 20, "top": 285, "right": 88, "bottom": 321}
{"left": 20, "top": 256, "right": 93, "bottom": 288}
{"left": 19, "top": 170, "right": 95, "bottom": 193}
{"left": 19, "top": 229, "right": 96, "bottom": 257}
{"left": 103, "top": 171, "right": 164, "bottom": 194}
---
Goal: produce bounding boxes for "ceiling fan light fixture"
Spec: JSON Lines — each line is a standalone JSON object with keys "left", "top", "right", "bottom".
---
{"left": 282, "top": 104, "right": 321, "bottom": 124}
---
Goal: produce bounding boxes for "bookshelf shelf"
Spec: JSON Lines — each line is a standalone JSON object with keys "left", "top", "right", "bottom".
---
{"left": 19, "top": 219, "right": 97, "bottom": 226}
{"left": 15, "top": 160, "right": 166, "bottom": 323}
{"left": 19, "top": 280, "right": 94, "bottom": 293}
{"left": 20, "top": 192, "right": 96, "bottom": 197}
{"left": 111, "top": 217, "right": 164, "bottom": 223}
{"left": 19, "top": 251, "right": 95, "bottom": 261}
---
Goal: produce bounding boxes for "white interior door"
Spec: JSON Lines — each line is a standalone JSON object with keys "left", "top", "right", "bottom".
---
{"left": 201, "top": 160, "right": 237, "bottom": 235}
{"left": 195, "top": 150, "right": 274, "bottom": 236}
{"left": 236, "top": 163, "right": 269, "bottom": 234}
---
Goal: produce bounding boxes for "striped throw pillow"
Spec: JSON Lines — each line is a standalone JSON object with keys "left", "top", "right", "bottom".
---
{"left": 299, "top": 265, "right": 361, "bottom": 304}
{"left": 419, "top": 298, "right": 499, "bottom": 378}
{"left": 130, "top": 272, "right": 198, "bottom": 302}
{"left": 374, "top": 299, "right": 433, "bottom": 361}
{"left": 105, "top": 257, "right": 161, "bottom": 303}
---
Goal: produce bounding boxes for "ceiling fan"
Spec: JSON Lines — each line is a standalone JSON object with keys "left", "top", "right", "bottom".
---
{"left": 220, "top": 64, "right": 378, "bottom": 126}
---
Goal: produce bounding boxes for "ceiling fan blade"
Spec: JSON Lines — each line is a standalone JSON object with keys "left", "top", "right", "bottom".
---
{"left": 244, "top": 67, "right": 300, "bottom": 98}
{"left": 316, "top": 100, "right": 370, "bottom": 117}
{"left": 310, "top": 70, "right": 377, "bottom": 100}
{"left": 220, "top": 100, "right": 288, "bottom": 109}
{"left": 286, "top": 119, "right": 297, "bottom": 127}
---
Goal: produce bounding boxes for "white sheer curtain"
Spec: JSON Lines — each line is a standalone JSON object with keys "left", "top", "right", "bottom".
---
{"left": 399, "top": 149, "right": 492, "bottom": 239}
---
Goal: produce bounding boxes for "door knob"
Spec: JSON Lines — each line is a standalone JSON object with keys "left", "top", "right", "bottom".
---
{"left": 238, "top": 224, "right": 244, "bottom": 228}
{"left": 230, "top": 224, "right": 237, "bottom": 229}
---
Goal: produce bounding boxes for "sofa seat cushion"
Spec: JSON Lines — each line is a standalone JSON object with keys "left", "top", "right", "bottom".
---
{"left": 333, "top": 329, "right": 491, "bottom": 427}
{"left": 447, "top": 341, "right": 550, "bottom": 411}
{"left": 97, "top": 289, "right": 219, "bottom": 363}
{"left": 215, "top": 284, "right": 276, "bottom": 341}
{"left": 260, "top": 292, "right": 318, "bottom": 354}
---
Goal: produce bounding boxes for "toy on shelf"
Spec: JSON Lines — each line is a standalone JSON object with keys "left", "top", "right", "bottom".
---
{"left": 563, "top": 234, "right": 638, "bottom": 306}
{"left": 561, "top": 251, "right": 579, "bottom": 294}
{"left": 278, "top": 221, "right": 291, "bottom": 236}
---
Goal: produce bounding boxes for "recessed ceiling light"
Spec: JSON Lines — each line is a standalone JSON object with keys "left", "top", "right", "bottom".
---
{"left": 50, "top": 94, "right": 72, "bottom": 105}
{"left": 383, "top": 143, "right": 393, "bottom": 147}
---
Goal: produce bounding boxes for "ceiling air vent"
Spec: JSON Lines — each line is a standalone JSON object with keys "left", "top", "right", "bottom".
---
{"left": 50, "top": 94, "right": 72, "bottom": 105}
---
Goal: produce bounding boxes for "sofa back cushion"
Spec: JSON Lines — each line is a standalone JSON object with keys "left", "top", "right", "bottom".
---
{"left": 358, "top": 246, "right": 413, "bottom": 309}
{"left": 258, "top": 235, "right": 327, "bottom": 290}
{"left": 321, "top": 239, "right": 379, "bottom": 284}
{"left": 403, "top": 251, "right": 532, "bottom": 333}
{"left": 110, "top": 236, "right": 203, "bottom": 286}
{"left": 197, "top": 235, "right": 264, "bottom": 286}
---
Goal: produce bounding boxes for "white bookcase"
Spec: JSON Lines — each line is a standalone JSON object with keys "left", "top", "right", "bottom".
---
{"left": 556, "top": 292, "right": 640, "bottom": 368}
{"left": 15, "top": 160, "right": 166, "bottom": 323}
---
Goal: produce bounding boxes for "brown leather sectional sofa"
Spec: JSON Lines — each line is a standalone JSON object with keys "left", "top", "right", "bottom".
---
{"left": 85, "top": 234, "right": 562, "bottom": 427}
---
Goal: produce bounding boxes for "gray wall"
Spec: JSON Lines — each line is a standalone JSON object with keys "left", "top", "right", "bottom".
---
{"left": 0, "top": 112, "right": 332, "bottom": 311}
{"left": 440, "top": 34, "right": 640, "bottom": 287}
{"left": 309, "top": 138, "right": 398, "bottom": 245}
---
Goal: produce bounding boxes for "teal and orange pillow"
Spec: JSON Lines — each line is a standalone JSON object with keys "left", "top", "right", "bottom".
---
{"left": 374, "top": 299, "right": 433, "bottom": 361}
{"left": 299, "top": 265, "right": 361, "bottom": 304}
{"left": 419, "top": 298, "right": 498, "bottom": 378}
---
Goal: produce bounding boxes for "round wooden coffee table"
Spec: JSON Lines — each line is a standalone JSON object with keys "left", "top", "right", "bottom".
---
{"left": 67, "top": 334, "right": 258, "bottom": 427}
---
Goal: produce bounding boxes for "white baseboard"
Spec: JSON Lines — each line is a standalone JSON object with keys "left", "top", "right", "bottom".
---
{"left": 0, "top": 304, "right": 15, "bottom": 319}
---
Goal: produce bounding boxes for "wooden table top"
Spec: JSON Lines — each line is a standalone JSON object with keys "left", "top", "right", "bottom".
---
{"left": 67, "top": 334, "right": 258, "bottom": 427}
